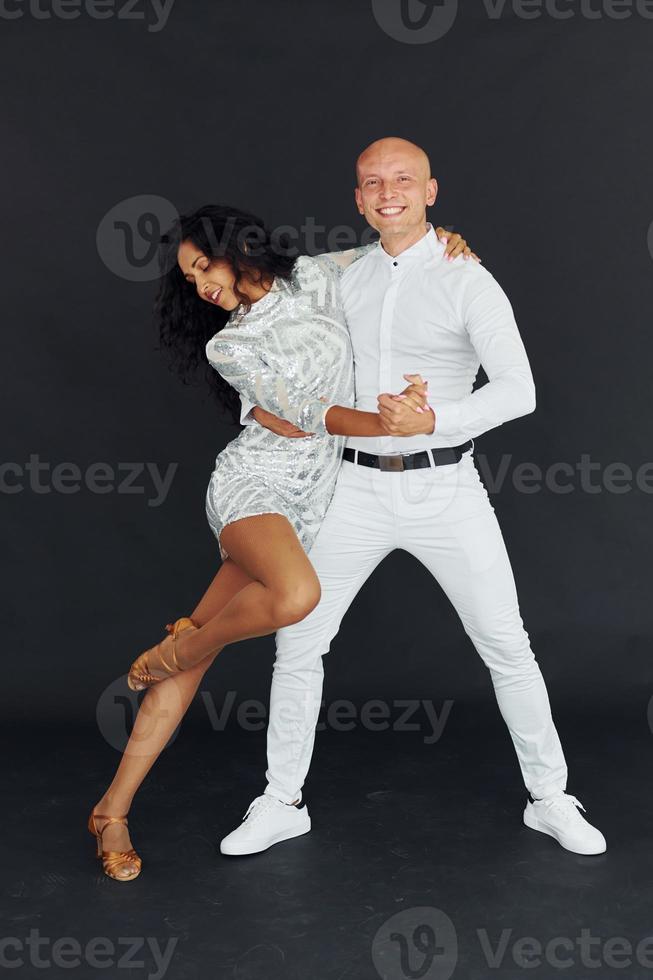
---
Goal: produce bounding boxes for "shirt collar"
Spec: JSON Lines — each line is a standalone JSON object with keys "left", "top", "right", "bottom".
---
{"left": 375, "top": 222, "right": 441, "bottom": 270}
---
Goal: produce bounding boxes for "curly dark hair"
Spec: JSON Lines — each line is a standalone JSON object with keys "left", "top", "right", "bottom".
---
{"left": 154, "top": 204, "right": 297, "bottom": 423}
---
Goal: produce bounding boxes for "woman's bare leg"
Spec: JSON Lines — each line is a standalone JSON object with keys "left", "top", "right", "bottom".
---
{"left": 154, "top": 514, "right": 321, "bottom": 671}
{"left": 95, "top": 514, "right": 318, "bottom": 873}
{"left": 92, "top": 558, "right": 253, "bottom": 870}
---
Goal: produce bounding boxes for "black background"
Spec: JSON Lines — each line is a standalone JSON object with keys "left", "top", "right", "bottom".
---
{"left": 3, "top": 3, "right": 653, "bottom": 978}
{"left": 4, "top": 0, "right": 651, "bottom": 722}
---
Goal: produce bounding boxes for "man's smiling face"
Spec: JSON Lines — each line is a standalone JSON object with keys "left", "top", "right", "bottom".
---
{"left": 354, "top": 138, "right": 438, "bottom": 240}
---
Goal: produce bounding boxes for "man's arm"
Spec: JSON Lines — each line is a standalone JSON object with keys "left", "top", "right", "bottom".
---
{"left": 430, "top": 268, "right": 536, "bottom": 441}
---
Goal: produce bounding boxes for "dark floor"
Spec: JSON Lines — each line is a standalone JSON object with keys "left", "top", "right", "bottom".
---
{"left": 3, "top": 702, "right": 652, "bottom": 980}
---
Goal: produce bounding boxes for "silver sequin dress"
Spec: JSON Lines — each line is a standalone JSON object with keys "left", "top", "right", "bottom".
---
{"left": 204, "top": 249, "right": 371, "bottom": 561}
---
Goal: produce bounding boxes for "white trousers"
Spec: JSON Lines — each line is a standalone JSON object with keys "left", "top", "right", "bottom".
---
{"left": 264, "top": 448, "right": 568, "bottom": 804}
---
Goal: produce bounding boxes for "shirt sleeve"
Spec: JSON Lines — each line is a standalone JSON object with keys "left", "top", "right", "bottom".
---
{"left": 206, "top": 332, "right": 333, "bottom": 436}
{"left": 431, "top": 268, "right": 536, "bottom": 441}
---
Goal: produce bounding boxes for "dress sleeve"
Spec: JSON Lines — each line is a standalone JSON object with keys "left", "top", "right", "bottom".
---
{"left": 206, "top": 331, "right": 333, "bottom": 436}
{"left": 430, "top": 267, "right": 536, "bottom": 441}
{"left": 238, "top": 395, "right": 256, "bottom": 426}
{"left": 313, "top": 243, "right": 377, "bottom": 278}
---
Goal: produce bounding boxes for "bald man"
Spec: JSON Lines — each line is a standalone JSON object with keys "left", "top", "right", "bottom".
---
{"left": 220, "top": 138, "right": 606, "bottom": 858}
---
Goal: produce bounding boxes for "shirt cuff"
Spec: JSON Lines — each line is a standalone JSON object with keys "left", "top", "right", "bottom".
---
{"left": 431, "top": 401, "right": 461, "bottom": 437}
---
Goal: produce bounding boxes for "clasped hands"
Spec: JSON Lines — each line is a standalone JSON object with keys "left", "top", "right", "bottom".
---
{"left": 377, "top": 374, "right": 434, "bottom": 436}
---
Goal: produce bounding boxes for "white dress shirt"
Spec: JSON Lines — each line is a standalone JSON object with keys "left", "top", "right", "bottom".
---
{"left": 239, "top": 224, "right": 535, "bottom": 452}
{"left": 341, "top": 224, "right": 536, "bottom": 454}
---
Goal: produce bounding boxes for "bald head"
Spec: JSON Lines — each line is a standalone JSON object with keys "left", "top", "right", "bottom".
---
{"left": 356, "top": 137, "right": 431, "bottom": 186}
{"left": 354, "top": 137, "right": 438, "bottom": 252}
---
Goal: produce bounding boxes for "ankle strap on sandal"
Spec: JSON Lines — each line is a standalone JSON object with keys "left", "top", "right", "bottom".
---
{"left": 92, "top": 813, "right": 128, "bottom": 831}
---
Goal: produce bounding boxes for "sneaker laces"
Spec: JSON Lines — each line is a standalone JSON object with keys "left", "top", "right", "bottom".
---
{"left": 539, "top": 793, "right": 586, "bottom": 823}
{"left": 241, "top": 795, "right": 279, "bottom": 826}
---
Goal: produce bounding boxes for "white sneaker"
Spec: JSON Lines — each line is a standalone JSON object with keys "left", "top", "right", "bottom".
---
{"left": 220, "top": 795, "right": 311, "bottom": 856}
{"left": 523, "top": 793, "right": 607, "bottom": 855}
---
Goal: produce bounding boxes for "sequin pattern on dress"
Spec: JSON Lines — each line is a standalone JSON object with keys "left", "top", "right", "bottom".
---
{"left": 204, "top": 249, "right": 372, "bottom": 561}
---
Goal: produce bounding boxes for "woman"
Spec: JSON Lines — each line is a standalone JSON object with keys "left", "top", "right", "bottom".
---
{"left": 88, "top": 204, "right": 475, "bottom": 881}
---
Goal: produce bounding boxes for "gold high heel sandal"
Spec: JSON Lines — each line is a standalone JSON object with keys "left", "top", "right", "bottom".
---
{"left": 88, "top": 811, "right": 142, "bottom": 882}
{"left": 127, "top": 616, "right": 198, "bottom": 691}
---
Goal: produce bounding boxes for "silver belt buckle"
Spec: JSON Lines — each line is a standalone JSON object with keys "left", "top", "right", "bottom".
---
{"left": 378, "top": 454, "right": 405, "bottom": 472}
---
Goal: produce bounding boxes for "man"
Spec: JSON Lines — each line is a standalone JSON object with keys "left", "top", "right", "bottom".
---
{"left": 220, "top": 137, "right": 606, "bottom": 857}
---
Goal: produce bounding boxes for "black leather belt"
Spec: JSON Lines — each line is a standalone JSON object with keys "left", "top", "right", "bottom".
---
{"left": 342, "top": 441, "right": 473, "bottom": 472}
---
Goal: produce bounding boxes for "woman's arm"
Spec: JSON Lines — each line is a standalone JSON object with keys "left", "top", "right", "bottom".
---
{"left": 248, "top": 403, "right": 390, "bottom": 438}
{"left": 206, "top": 332, "right": 337, "bottom": 435}
{"left": 314, "top": 227, "right": 478, "bottom": 278}
{"left": 324, "top": 403, "right": 432, "bottom": 438}
{"left": 314, "top": 243, "right": 377, "bottom": 277}
{"left": 248, "top": 379, "right": 431, "bottom": 439}
{"left": 325, "top": 405, "right": 383, "bottom": 437}
{"left": 435, "top": 227, "right": 479, "bottom": 262}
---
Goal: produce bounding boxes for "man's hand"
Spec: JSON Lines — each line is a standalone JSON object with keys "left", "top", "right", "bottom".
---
{"left": 378, "top": 396, "right": 435, "bottom": 436}
{"left": 251, "top": 405, "right": 313, "bottom": 438}
{"left": 434, "top": 226, "right": 481, "bottom": 263}
{"left": 377, "top": 374, "right": 435, "bottom": 436}
{"left": 395, "top": 373, "right": 429, "bottom": 412}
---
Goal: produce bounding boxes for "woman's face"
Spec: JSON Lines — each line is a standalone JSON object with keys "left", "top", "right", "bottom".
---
{"left": 177, "top": 239, "right": 241, "bottom": 311}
